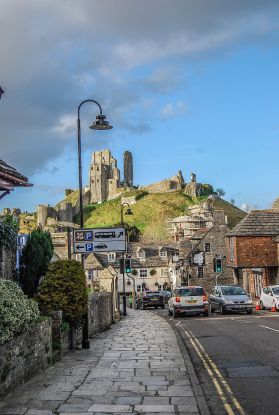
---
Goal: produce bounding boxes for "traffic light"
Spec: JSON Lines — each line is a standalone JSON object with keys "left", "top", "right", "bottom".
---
{"left": 125, "top": 258, "right": 132, "bottom": 273}
{"left": 214, "top": 258, "right": 222, "bottom": 273}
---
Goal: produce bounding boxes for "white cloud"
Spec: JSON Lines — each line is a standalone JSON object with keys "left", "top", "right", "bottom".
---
{"left": 240, "top": 203, "right": 258, "bottom": 213}
{"left": 51, "top": 114, "right": 76, "bottom": 136}
{"left": 160, "top": 101, "right": 188, "bottom": 119}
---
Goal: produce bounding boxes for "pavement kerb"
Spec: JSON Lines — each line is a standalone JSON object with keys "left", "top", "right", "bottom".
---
{"left": 155, "top": 313, "right": 211, "bottom": 415}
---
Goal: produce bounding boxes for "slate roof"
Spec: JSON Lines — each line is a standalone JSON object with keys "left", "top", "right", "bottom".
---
{"left": 227, "top": 210, "right": 279, "bottom": 237}
{"left": 190, "top": 229, "right": 210, "bottom": 240}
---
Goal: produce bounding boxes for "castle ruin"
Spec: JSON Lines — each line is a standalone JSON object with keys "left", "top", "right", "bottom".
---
{"left": 89, "top": 149, "right": 133, "bottom": 203}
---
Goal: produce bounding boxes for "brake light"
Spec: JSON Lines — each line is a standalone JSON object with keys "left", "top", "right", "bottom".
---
{"left": 176, "top": 296, "right": 181, "bottom": 303}
{"left": 203, "top": 294, "right": 207, "bottom": 302}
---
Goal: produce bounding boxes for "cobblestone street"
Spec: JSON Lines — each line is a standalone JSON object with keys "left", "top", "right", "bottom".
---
{"left": 0, "top": 310, "right": 208, "bottom": 415}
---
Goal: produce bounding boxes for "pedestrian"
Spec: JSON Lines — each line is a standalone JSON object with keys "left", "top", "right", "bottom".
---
{"left": 129, "top": 294, "right": 133, "bottom": 309}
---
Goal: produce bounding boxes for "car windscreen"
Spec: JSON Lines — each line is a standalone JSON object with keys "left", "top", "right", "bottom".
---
{"left": 221, "top": 286, "right": 246, "bottom": 296}
{"left": 178, "top": 288, "right": 204, "bottom": 297}
{"left": 272, "top": 287, "right": 279, "bottom": 295}
{"left": 145, "top": 292, "right": 161, "bottom": 296}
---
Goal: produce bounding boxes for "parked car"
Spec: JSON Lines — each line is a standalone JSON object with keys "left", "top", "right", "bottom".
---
{"left": 260, "top": 285, "right": 279, "bottom": 310}
{"left": 168, "top": 286, "right": 209, "bottom": 318}
{"left": 209, "top": 285, "right": 253, "bottom": 315}
{"left": 162, "top": 290, "right": 172, "bottom": 303}
{"left": 137, "top": 291, "right": 165, "bottom": 309}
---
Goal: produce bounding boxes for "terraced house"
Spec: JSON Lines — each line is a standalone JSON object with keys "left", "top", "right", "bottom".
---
{"left": 227, "top": 209, "right": 279, "bottom": 300}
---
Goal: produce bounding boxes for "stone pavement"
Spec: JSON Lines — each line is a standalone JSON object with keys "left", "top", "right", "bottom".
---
{"left": 0, "top": 310, "right": 209, "bottom": 415}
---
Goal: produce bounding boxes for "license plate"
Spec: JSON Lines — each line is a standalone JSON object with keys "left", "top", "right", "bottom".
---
{"left": 152, "top": 297, "right": 159, "bottom": 301}
{"left": 233, "top": 305, "right": 245, "bottom": 308}
{"left": 187, "top": 300, "right": 198, "bottom": 304}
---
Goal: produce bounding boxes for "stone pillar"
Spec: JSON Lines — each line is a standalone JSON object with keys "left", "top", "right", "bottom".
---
{"left": 37, "top": 205, "right": 48, "bottom": 229}
{"left": 124, "top": 151, "right": 133, "bottom": 187}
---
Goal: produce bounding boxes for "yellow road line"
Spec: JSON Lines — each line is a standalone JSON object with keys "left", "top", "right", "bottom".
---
{"left": 183, "top": 327, "right": 246, "bottom": 415}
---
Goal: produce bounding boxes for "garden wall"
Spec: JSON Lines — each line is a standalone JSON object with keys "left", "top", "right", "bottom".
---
{"left": 88, "top": 292, "right": 113, "bottom": 337}
{"left": 0, "top": 318, "right": 52, "bottom": 398}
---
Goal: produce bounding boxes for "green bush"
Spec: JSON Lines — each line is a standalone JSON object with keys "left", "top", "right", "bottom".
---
{"left": 36, "top": 260, "right": 87, "bottom": 325}
{"left": 0, "top": 279, "right": 40, "bottom": 345}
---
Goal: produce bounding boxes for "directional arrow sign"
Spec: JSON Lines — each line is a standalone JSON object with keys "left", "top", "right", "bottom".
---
{"left": 73, "top": 227, "right": 126, "bottom": 253}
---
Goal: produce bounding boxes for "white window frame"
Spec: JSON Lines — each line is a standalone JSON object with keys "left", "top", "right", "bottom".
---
{"left": 88, "top": 269, "right": 94, "bottom": 280}
{"left": 140, "top": 269, "right": 148, "bottom": 278}
{"left": 229, "top": 238, "right": 235, "bottom": 261}
{"left": 205, "top": 242, "right": 211, "bottom": 253}
{"left": 197, "top": 267, "right": 204, "bottom": 278}
{"left": 108, "top": 252, "right": 116, "bottom": 262}
{"left": 137, "top": 250, "right": 145, "bottom": 259}
{"left": 159, "top": 251, "right": 167, "bottom": 258}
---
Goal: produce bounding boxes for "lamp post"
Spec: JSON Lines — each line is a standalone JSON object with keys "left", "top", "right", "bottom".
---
{"left": 77, "top": 99, "right": 112, "bottom": 349}
{"left": 120, "top": 202, "right": 133, "bottom": 316}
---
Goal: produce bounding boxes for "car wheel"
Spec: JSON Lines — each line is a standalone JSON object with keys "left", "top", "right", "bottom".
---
{"left": 209, "top": 304, "right": 214, "bottom": 313}
{"left": 260, "top": 301, "right": 265, "bottom": 310}
{"left": 155, "top": 306, "right": 158, "bottom": 309}
{"left": 247, "top": 309, "right": 253, "bottom": 314}
{"left": 173, "top": 309, "right": 179, "bottom": 318}
{"left": 220, "top": 303, "right": 225, "bottom": 315}
{"left": 168, "top": 308, "right": 172, "bottom": 316}
{"left": 161, "top": 304, "right": 165, "bottom": 309}
{"left": 204, "top": 310, "right": 209, "bottom": 317}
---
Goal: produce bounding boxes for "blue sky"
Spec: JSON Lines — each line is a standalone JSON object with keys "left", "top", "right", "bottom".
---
{"left": 1, "top": 0, "right": 279, "bottom": 212}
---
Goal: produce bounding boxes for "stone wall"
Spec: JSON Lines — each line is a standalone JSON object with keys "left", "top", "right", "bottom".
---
{"left": 0, "top": 319, "right": 52, "bottom": 398}
{"left": 88, "top": 292, "right": 113, "bottom": 337}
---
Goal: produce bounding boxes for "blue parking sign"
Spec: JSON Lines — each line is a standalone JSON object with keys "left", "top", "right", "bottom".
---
{"left": 85, "top": 231, "right": 93, "bottom": 241}
{"left": 86, "top": 243, "right": 93, "bottom": 251}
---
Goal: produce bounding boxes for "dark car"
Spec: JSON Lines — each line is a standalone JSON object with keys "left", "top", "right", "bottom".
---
{"left": 137, "top": 291, "right": 165, "bottom": 309}
{"left": 209, "top": 285, "right": 253, "bottom": 315}
{"left": 162, "top": 290, "right": 172, "bottom": 303}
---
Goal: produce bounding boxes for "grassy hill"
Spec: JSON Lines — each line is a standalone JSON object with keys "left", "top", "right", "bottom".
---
{"left": 72, "top": 190, "right": 246, "bottom": 243}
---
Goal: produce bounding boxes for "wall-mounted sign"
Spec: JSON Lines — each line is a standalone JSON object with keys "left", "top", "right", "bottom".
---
{"left": 193, "top": 251, "right": 204, "bottom": 266}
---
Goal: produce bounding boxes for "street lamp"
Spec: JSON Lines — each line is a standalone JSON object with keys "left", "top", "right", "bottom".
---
{"left": 120, "top": 202, "right": 133, "bottom": 316}
{"left": 77, "top": 99, "right": 112, "bottom": 229}
{"left": 77, "top": 99, "right": 112, "bottom": 349}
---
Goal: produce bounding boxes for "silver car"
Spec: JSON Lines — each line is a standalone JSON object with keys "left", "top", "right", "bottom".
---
{"left": 209, "top": 285, "right": 253, "bottom": 315}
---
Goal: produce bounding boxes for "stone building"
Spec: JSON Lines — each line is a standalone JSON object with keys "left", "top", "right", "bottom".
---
{"left": 83, "top": 243, "right": 180, "bottom": 294}
{"left": 168, "top": 199, "right": 215, "bottom": 241}
{"left": 227, "top": 210, "right": 279, "bottom": 300}
{"left": 178, "top": 210, "right": 234, "bottom": 294}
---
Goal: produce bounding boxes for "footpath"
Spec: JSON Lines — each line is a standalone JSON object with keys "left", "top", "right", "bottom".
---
{"left": 0, "top": 310, "right": 210, "bottom": 415}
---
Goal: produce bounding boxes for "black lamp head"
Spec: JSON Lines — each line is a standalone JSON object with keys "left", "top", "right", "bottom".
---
{"left": 89, "top": 114, "right": 113, "bottom": 130}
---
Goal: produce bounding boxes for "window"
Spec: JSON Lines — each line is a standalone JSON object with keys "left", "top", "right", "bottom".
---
{"left": 137, "top": 250, "right": 145, "bottom": 259}
{"left": 229, "top": 238, "right": 235, "bottom": 261}
{"left": 137, "top": 285, "right": 141, "bottom": 292}
{"left": 88, "top": 269, "right": 94, "bottom": 280}
{"left": 197, "top": 267, "right": 204, "bottom": 278}
{"left": 205, "top": 243, "right": 211, "bottom": 253}
{"left": 140, "top": 269, "right": 148, "bottom": 278}
{"left": 158, "top": 284, "right": 162, "bottom": 291}
{"left": 159, "top": 251, "right": 167, "bottom": 258}
{"left": 108, "top": 252, "right": 116, "bottom": 262}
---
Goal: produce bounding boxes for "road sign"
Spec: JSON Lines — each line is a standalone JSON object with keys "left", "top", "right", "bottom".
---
{"left": 73, "top": 227, "right": 126, "bottom": 253}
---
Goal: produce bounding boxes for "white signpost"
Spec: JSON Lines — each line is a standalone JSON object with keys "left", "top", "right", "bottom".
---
{"left": 73, "top": 227, "right": 126, "bottom": 253}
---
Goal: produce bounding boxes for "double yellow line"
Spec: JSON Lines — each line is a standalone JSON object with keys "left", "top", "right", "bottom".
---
{"left": 182, "top": 326, "right": 246, "bottom": 415}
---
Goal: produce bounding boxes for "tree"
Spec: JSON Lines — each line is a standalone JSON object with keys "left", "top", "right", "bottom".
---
{"left": 215, "top": 188, "right": 226, "bottom": 197}
{"left": 20, "top": 229, "right": 53, "bottom": 297}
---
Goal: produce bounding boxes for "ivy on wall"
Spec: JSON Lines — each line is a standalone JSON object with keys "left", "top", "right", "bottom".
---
{"left": 0, "top": 215, "right": 18, "bottom": 253}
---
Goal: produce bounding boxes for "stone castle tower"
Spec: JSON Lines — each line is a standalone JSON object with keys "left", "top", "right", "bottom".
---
{"left": 89, "top": 149, "right": 121, "bottom": 203}
{"left": 123, "top": 151, "right": 133, "bottom": 187}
